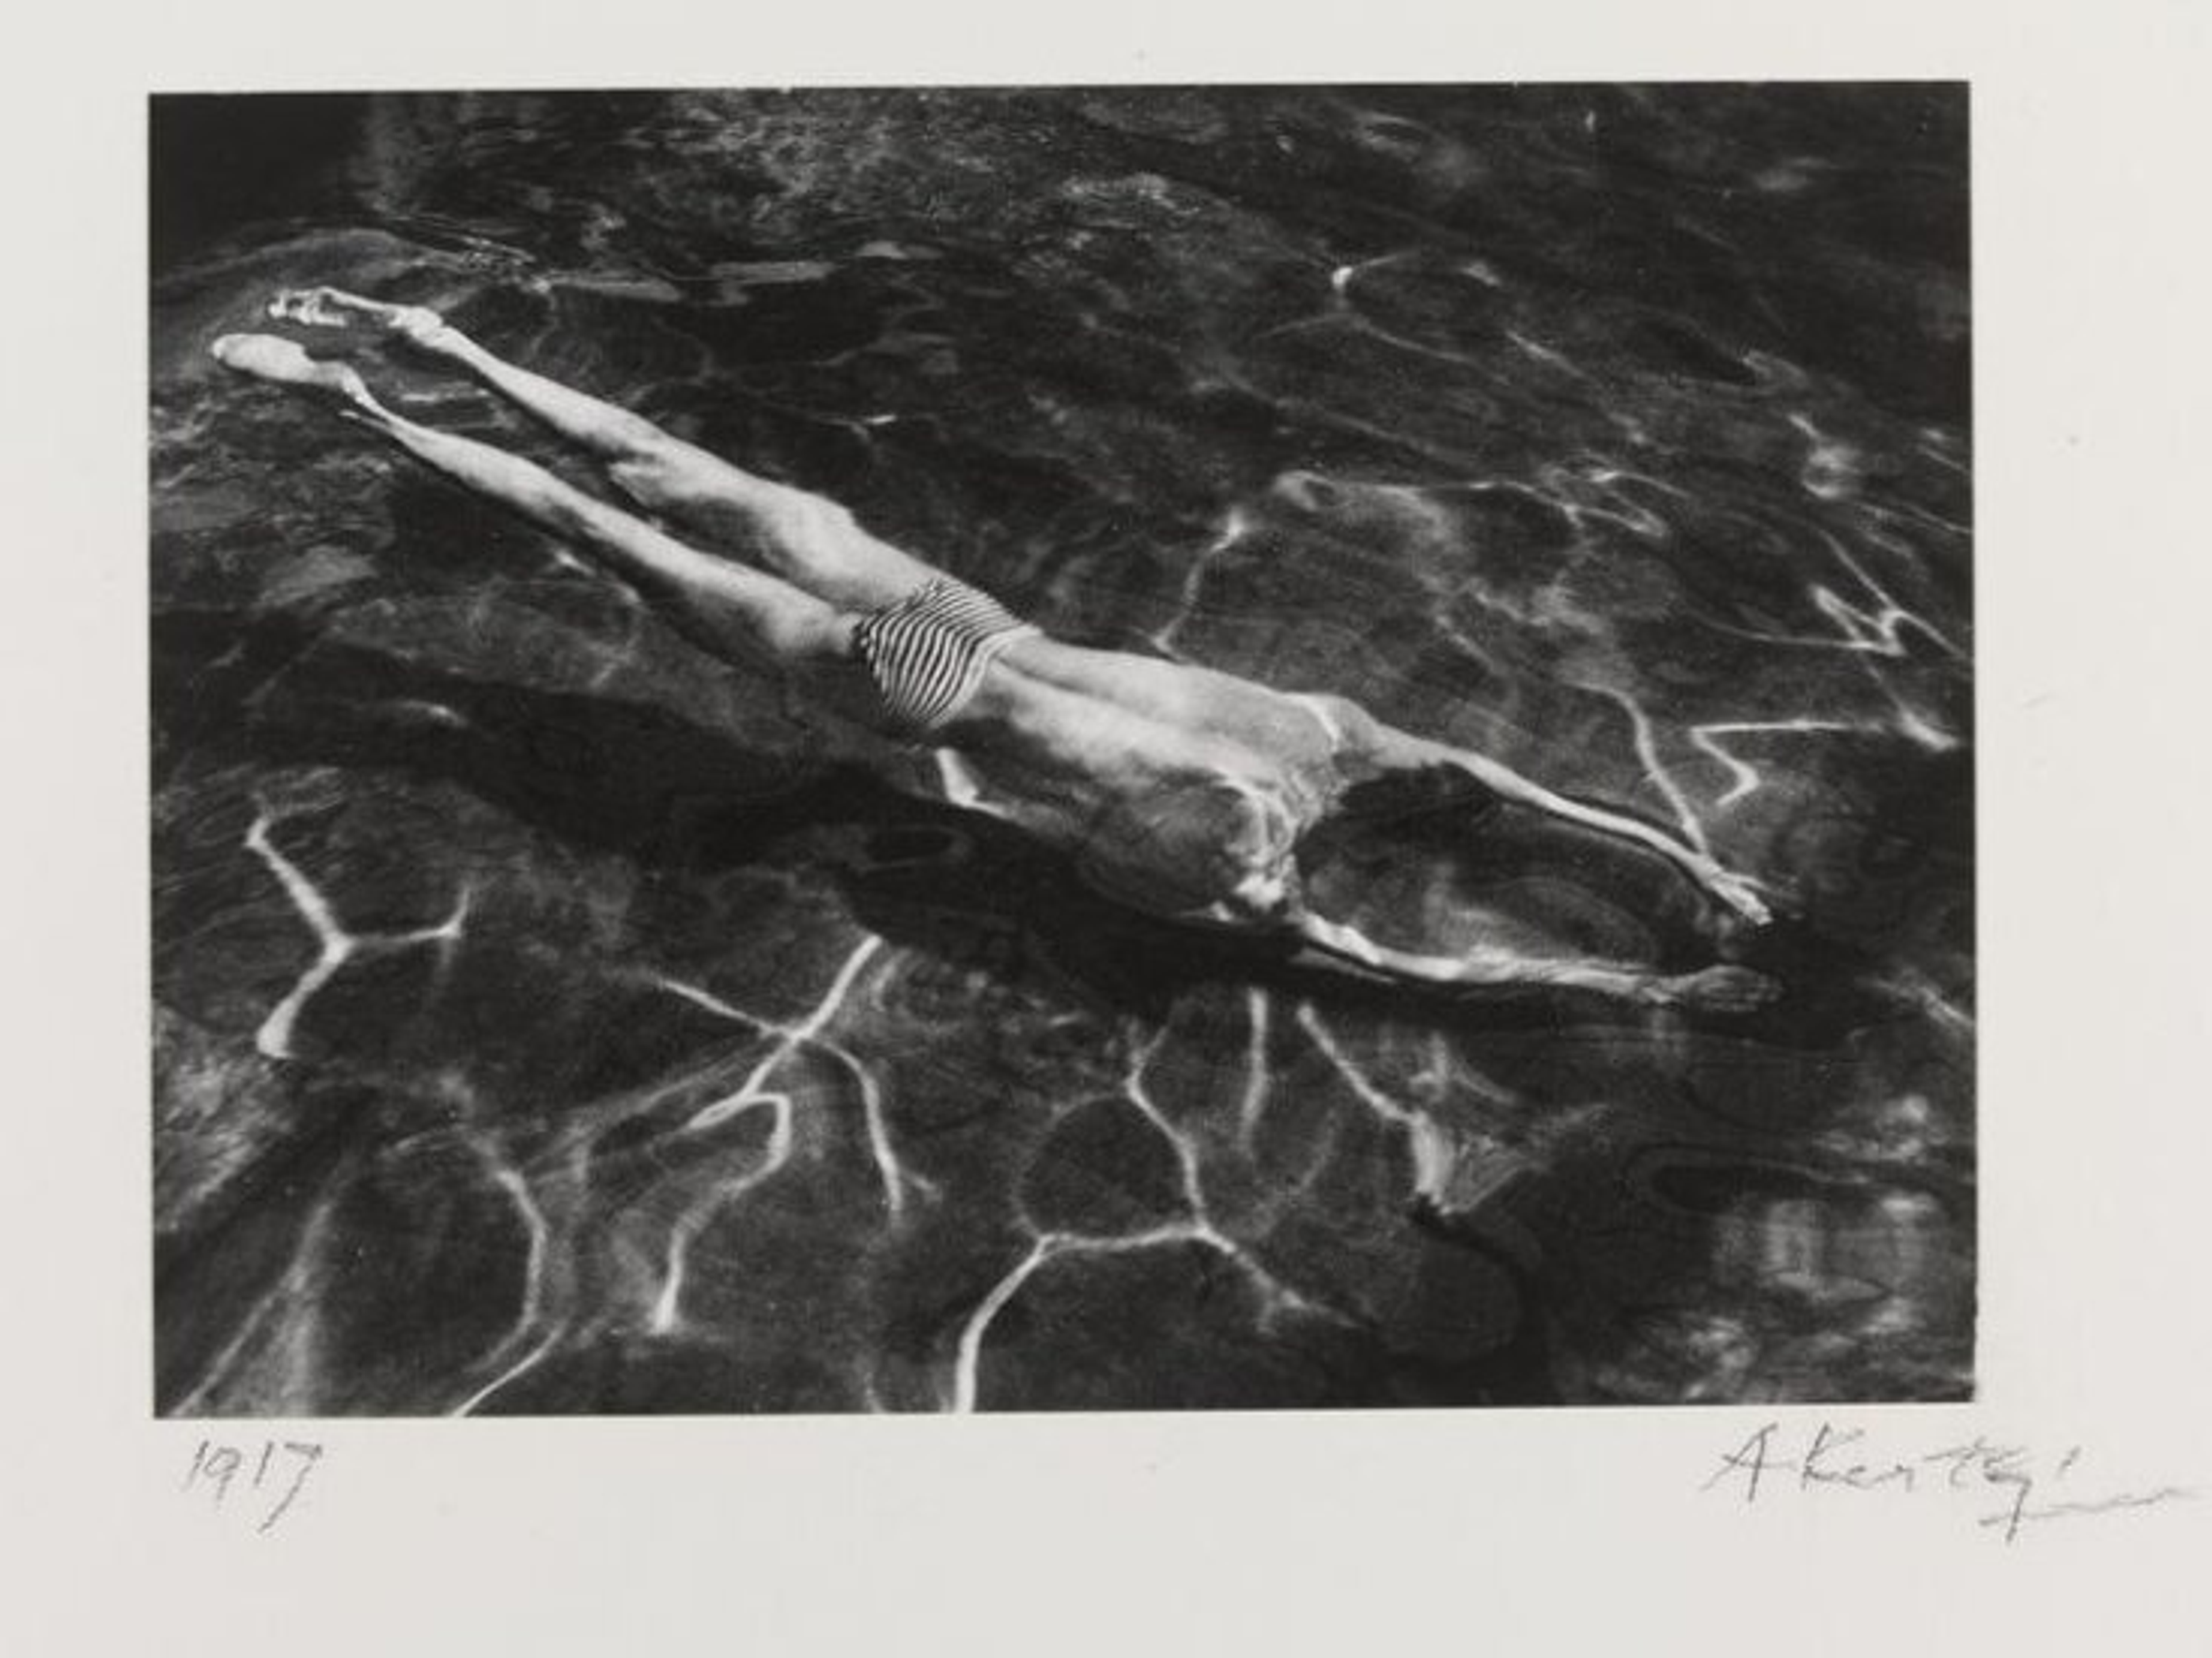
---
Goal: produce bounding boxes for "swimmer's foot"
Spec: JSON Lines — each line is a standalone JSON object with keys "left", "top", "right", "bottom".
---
{"left": 1650, "top": 964, "right": 1782, "bottom": 1014}
{"left": 268, "top": 286, "right": 460, "bottom": 354}
{"left": 210, "top": 333, "right": 385, "bottom": 418}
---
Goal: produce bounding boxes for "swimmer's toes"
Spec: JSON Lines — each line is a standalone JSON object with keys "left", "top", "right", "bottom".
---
{"left": 269, "top": 286, "right": 448, "bottom": 345}
{"left": 268, "top": 286, "right": 363, "bottom": 328}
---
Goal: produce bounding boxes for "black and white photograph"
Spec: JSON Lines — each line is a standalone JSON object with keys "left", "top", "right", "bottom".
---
{"left": 9, "top": 0, "right": 2212, "bottom": 1651}
{"left": 150, "top": 82, "right": 1976, "bottom": 1416}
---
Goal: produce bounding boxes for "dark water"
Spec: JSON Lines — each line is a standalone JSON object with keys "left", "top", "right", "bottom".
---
{"left": 150, "top": 85, "right": 1972, "bottom": 1413}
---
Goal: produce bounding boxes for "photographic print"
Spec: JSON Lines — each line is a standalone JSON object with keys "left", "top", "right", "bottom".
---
{"left": 149, "top": 83, "right": 1973, "bottom": 1415}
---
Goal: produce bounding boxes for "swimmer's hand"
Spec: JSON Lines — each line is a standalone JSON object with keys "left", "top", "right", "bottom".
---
{"left": 1690, "top": 858, "right": 1774, "bottom": 926}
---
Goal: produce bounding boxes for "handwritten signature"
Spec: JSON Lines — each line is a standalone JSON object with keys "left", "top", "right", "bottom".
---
{"left": 1702, "top": 1421, "right": 2195, "bottom": 1543}
{"left": 181, "top": 1438, "right": 324, "bottom": 1535}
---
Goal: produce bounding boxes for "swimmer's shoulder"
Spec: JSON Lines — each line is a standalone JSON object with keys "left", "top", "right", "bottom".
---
{"left": 1283, "top": 690, "right": 1377, "bottom": 750}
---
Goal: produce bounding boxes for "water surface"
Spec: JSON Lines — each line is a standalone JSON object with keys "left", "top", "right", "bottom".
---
{"left": 151, "top": 85, "right": 1973, "bottom": 1413}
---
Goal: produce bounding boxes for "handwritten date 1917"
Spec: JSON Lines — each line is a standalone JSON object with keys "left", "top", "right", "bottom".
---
{"left": 181, "top": 1439, "right": 323, "bottom": 1535}
{"left": 1702, "top": 1421, "right": 2194, "bottom": 1544}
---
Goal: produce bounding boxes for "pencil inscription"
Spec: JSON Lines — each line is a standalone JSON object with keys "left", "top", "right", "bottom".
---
{"left": 181, "top": 1438, "right": 324, "bottom": 1535}
{"left": 1702, "top": 1421, "right": 2194, "bottom": 1543}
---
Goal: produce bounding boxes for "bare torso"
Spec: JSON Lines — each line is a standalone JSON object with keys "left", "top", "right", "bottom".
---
{"left": 927, "top": 636, "right": 1357, "bottom": 924}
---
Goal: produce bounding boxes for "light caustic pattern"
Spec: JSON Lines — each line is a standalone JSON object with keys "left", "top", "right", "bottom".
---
{"left": 466, "top": 932, "right": 944, "bottom": 1412}
{"left": 950, "top": 1009, "right": 1331, "bottom": 1413}
{"left": 213, "top": 748, "right": 1564, "bottom": 1414}
{"left": 219, "top": 803, "right": 940, "bottom": 1412}
{"left": 243, "top": 805, "right": 472, "bottom": 1060}
{"left": 645, "top": 936, "right": 934, "bottom": 1337}
{"left": 153, "top": 87, "right": 1973, "bottom": 1410}
{"left": 1134, "top": 231, "right": 1969, "bottom": 893}
{"left": 199, "top": 800, "right": 1550, "bottom": 1416}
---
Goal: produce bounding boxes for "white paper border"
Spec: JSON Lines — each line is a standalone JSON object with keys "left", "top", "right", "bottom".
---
{"left": 6, "top": 2, "right": 2210, "bottom": 1651}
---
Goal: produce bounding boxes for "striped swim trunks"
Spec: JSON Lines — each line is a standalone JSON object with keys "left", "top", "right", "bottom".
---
{"left": 849, "top": 576, "right": 1040, "bottom": 741}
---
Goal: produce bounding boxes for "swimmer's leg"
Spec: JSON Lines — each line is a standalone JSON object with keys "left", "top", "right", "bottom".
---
{"left": 1293, "top": 909, "right": 1778, "bottom": 1012}
{"left": 210, "top": 333, "right": 869, "bottom": 702}
{"left": 265, "top": 286, "right": 940, "bottom": 612}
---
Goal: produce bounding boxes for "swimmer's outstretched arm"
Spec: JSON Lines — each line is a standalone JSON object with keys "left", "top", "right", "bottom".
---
{"left": 1319, "top": 700, "right": 1772, "bottom": 925}
{"left": 1291, "top": 910, "right": 1777, "bottom": 1011}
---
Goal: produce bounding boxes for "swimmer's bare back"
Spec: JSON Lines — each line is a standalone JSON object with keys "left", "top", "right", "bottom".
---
{"left": 215, "top": 286, "right": 1779, "bottom": 1014}
{"left": 937, "top": 657, "right": 1779, "bottom": 1012}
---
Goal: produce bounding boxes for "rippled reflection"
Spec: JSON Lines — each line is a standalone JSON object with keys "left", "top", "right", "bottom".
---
{"left": 151, "top": 85, "right": 1972, "bottom": 1413}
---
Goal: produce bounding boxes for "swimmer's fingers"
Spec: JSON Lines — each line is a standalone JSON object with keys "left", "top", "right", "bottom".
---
{"left": 1710, "top": 872, "right": 1773, "bottom": 926}
{"left": 1687, "top": 858, "right": 1777, "bottom": 926}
